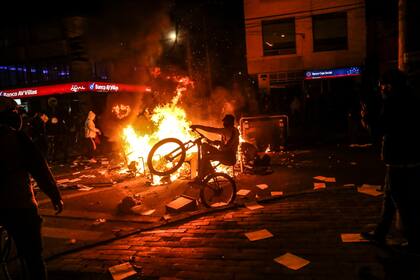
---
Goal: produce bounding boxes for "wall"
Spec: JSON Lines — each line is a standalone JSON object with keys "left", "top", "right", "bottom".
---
{"left": 244, "top": 0, "right": 366, "bottom": 75}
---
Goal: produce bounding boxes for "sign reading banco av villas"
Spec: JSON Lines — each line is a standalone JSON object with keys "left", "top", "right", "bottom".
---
{"left": 305, "top": 67, "right": 361, "bottom": 80}
{"left": 0, "top": 82, "right": 151, "bottom": 99}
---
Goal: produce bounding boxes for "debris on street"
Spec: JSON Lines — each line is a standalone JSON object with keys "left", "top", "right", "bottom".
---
{"left": 245, "top": 201, "right": 264, "bottom": 210}
{"left": 245, "top": 229, "right": 273, "bottom": 241}
{"left": 108, "top": 262, "right": 137, "bottom": 280}
{"left": 274, "top": 252, "right": 310, "bottom": 270}
{"left": 340, "top": 233, "right": 368, "bottom": 243}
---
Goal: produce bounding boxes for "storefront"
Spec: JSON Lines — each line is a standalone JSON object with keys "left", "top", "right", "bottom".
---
{"left": 303, "top": 66, "right": 362, "bottom": 132}
{"left": 0, "top": 81, "right": 151, "bottom": 115}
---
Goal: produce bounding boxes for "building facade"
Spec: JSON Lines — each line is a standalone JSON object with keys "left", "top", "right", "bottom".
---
{"left": 244, "top": 0, "right": 366, "bottom": 135}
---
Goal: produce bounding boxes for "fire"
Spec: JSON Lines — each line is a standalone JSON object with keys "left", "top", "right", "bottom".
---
{"left": 112, "top": 104, "right": 131, "bottom": 119}
{"left": 120, "top": 76, "right": 196, "bottom": 184}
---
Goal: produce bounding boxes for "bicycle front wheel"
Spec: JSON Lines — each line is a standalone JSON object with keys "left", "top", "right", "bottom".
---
{"left": 200, "top": 172, "right": 236, "bottom": 208}
{"left": 147, "top": 138, "right": 186, "bottom": 176}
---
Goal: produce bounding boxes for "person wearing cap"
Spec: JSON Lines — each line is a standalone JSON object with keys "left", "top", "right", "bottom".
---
{"left": 190, "top": 114, "right": 240, "bottom": 180}
{"left": 0, "top": 96, "right": 63, "bottom": 279}
{"left": 360, "top": 69, "right": 420, "bottom": 255}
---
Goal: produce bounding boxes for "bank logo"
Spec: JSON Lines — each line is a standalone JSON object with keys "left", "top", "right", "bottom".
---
{"left": 89, "top": 83, "right": 95, "bottom": 91}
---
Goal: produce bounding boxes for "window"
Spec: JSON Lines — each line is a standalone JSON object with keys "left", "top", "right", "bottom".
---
{"left": 262, "top": 18, "right": 296, "bottom": 56}
{"left": 312, "top": 12, "right": 347, "bottom": 52}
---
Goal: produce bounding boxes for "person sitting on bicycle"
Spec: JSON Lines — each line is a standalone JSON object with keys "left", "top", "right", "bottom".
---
{"left": 190, "top": 114, "right": 240, "bottom": 180}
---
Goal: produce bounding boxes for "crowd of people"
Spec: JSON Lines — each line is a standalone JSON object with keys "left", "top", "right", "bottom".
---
{"left": 17, "top": 108, "right": 102, "bottom": 164}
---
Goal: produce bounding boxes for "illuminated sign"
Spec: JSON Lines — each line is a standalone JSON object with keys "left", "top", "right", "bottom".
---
{"left": 0, "top": 82, "right": 151, "bottom": 99}
{"left": 305, "top": 67, "right": 361, "bottom": 80}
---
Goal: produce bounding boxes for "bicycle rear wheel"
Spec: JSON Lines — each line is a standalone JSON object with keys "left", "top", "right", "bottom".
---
{"left": 200, "top": 172, "right": 236, "bottom": 208}
{"left": 147, "top": 138, "right": 186, "bottom": 176}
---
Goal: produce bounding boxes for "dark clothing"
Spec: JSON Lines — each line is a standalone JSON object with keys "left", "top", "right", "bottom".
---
{"left": 0, "top": 209, "right": 46, "bottom": 279}
{"left": 367, "top": 87, "right": 420, "bottom": 252}
{"left": 0, "top": 124, "right": 62, "bottom": 280}
{"left": 388, "top": 165, "right": 420, "bottom": 251}
{"left": 0, "top": 125, "right": 61, "bottom": 209}
{"left": 379, "top": 91, "right": 420, "bottom": 165}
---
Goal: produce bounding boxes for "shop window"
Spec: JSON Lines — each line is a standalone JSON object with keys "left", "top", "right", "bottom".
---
{"left": 262, "top": 18, "right": 296, "bottom": 56}
{"left": 312, "top": 12, "right": 347, "bottom": 52}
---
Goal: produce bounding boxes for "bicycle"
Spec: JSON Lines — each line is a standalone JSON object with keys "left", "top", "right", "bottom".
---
{"left": 147, "top": 129, "right": 236, "bottom": 208}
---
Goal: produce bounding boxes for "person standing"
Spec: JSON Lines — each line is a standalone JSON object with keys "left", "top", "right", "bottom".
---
{"left": 361, "top": 69, "right": 420, "bottom": 254}
{"left": 0, "top": 97, "right": 63, "bottom": 280}
{"left": 84, "top": 110, "right": 101, "bottom": 163}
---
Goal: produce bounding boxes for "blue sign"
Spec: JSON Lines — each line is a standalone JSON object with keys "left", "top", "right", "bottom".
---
{"left": 305, "top": 67, "right": 361, "bottom": 80}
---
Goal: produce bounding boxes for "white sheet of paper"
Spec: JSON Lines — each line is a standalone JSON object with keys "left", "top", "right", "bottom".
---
{"left": 210, "top": 202, "right": 228, "bottom": 207}
{"left": 271, "top": 191, "right": 284, "bottom": 196}
{"left": 72, "top": 171, "right": 81, "bottom": 175}
{"left": 313, "top": 182, "right": 326, "bottom": 190}
{"left": 313, "top": 176, "right": 335, "bottom": 183}
{"left": 141, "top": 209, "right": 155, "bottom": 216}
{"left": 78, "top": 185, "right": 93, "bottom": 191}
{"left": 256, "top": 184, "right": 269, "bottom": 190}
{"left": 68, "top": 178, "right": 81, "bottom": 183}
{"left": 274, "top": 253, "right": 310, "bottom": 270}
{"left": 340, "top": 233, "right": 368, "bottom": 243}
{"left": 102, "top": 161, "right": 109, "bottom": 165}
{"left": 245, "top": 202, "right": 264, "bottom": 210}
{"left": 237, "top": 189, "right": 251, "bottom": 196}
{"left": 245, "top": 229, "right": 273, "bottom": 241}
{"left": 358, "top": 186, "right": 382, "bottom": 197}
{"left": 361, "top": 184, "right": 381, "bottom": 190}
{"left": 108, "top": 262, "right": 137, "bottom": 280}
{"left": 57, "top": 178, "right": 70, "bottom": 184}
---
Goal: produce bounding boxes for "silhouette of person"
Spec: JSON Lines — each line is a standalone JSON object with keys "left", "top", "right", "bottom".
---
{"left": 361, "top": 70, "right": 420, "bottom": 254}
{"left": 0, "top": 97, "right": 63, "bottom": 280}
{"left": 190, "top": 114, "right": 240, "bottom": 180}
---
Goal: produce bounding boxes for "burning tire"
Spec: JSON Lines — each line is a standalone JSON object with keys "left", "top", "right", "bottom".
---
{"left": 147, "top": 138, "right": 186, "bottom": 176}
{"left": 200, "top": 172, "right": 236, "bottom": 208}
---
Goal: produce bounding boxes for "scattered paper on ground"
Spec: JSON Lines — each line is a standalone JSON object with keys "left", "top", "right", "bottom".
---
{"left": 358, "top": 185, "right": 383, "bottom": 197}
{"left": 274, "top": 253, "right": 310, "bottom": 270}
{"left": 81, "top": 174, "right": 96, "bottom": 178}
{"left": 57, "top": 178, "right": 70, "bottom": 184}
{"left": 256, "top": 184, "right": 269, "bottom": 190}
{"left": 140, "top": 209, "right": 156, "bottom": 216}
{"left": 72, "top": 171, "right": 81, "bottom": 175}
{"left": 237, "top": 189, "right": 251, "bottom": 196}
{"left": 245, "top": 229, "right": 273, "bottom": 241}
{"left": 313, "top": 176, "right": 336, "bottom": 183}
{"left": 108, "top": 262, "right": 137, "bottom": 280}
{"left": 340, "top": 233, "right": 368, "bottom": 243}
{"left": 313, "top": 182, "right": 326, "bottom": 190}
{"left": 211, "top": 202, "right": 228, "bottom": 207}
{"left": 166, "top": 196, "right": 194, "bottom": 210}
{"left": 78, "top": 185, "right": 93, "bottom": 191}
{"left": 68, "top": 178, "right": 81, "bottom": 183}
{"left": 271, "top": 191, "right": 284, "bottom": 196}
{"left": 245, "top": 202, "right": 264, "bottom": 210}
{"left": 102, "top": 161, "right": 110, "bottom": 165}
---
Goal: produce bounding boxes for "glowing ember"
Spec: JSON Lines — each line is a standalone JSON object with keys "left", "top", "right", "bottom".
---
{"left": 112, "top": 104, "right": 131, "bottom": 119}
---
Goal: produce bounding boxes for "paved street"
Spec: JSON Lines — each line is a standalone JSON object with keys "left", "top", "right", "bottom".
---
{"left": 24, "top": 143, "right": 418, "bottom": 279}
{"left": 46, "top": 187, "right": 419, "bottom": 280}
{"left": 34, "top": 144, "right": 385, "bottom": 259}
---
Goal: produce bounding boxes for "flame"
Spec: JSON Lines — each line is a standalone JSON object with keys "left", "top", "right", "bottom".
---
{"left": 120, "top": 76, "right": 196, "bottom": 184}
{"left": 112, "top": 104, "right": 131, "bottom": 119}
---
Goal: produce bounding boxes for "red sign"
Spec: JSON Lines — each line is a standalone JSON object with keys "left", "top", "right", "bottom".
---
{"left": 0, "top": 82, "right": 151, "bottom": 99}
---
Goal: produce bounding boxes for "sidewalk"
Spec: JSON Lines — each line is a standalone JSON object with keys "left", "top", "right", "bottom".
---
{"left": 47, "top": 187, "right": 418, "bottom": 280}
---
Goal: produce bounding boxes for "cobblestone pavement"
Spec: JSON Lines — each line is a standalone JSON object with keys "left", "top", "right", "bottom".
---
{"left": 46, "top": 187, "right": 419, "bottom": 280}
